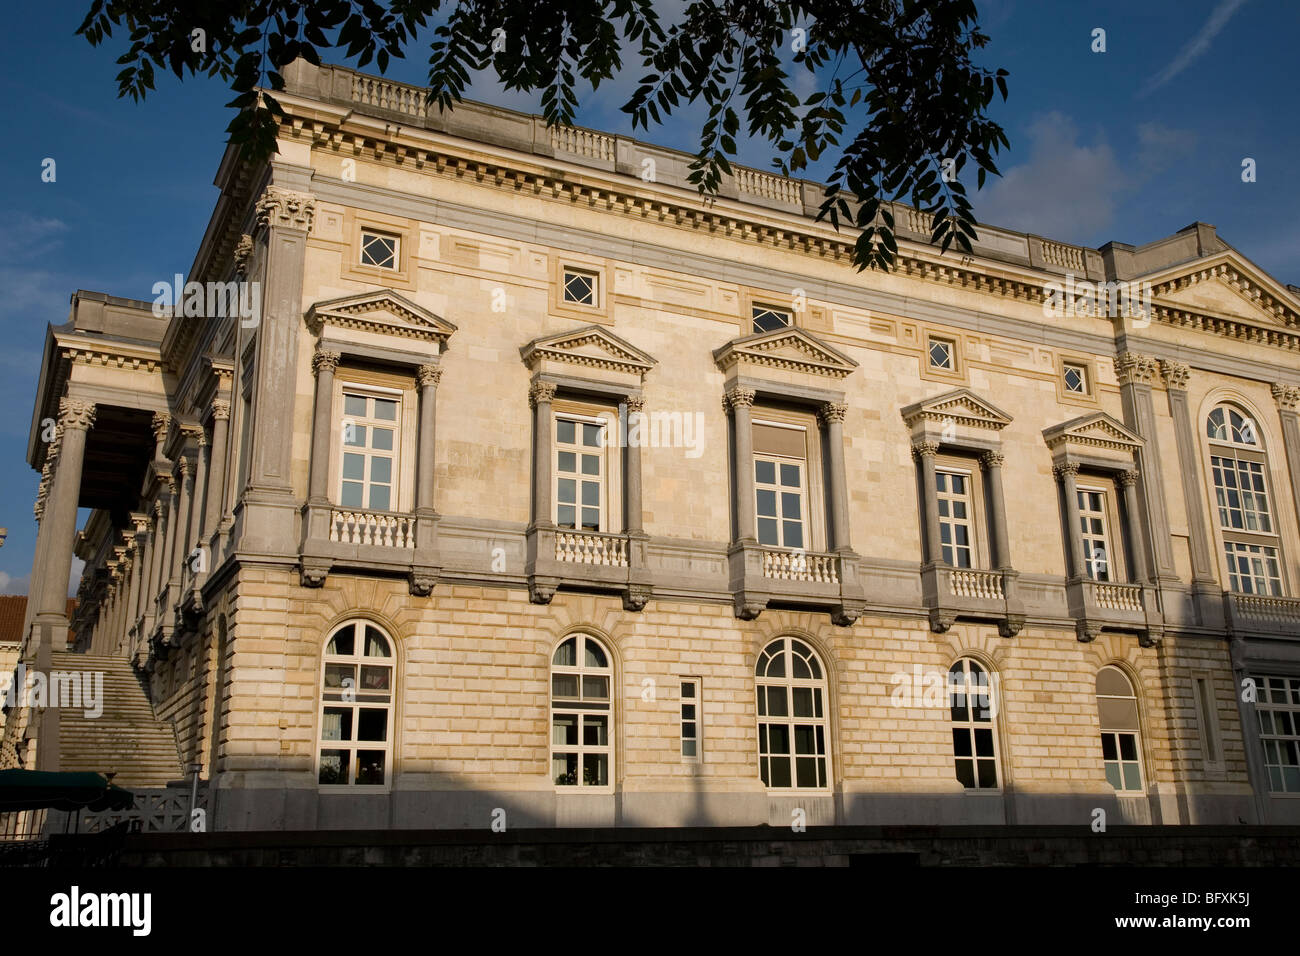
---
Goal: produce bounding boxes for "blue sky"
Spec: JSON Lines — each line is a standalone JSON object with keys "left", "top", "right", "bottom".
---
{"left": 0, "top": 0, "right": 1296, "bottom": 594}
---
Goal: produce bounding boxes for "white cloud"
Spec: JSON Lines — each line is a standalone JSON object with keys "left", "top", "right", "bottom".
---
{"left": 1140, "top": 0, "right": 1250, "bottom": 96}
{"left": 973, "top": 112, "right": 1126, "bottom": 240}
{"left": 68, "top": 557, "right": 84, "bottom": 598}
{"left": 0, "top": 572, "right": 29, "bottom": 596}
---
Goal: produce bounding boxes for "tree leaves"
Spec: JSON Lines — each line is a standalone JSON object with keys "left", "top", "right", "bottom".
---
{"left": 76, "top": 0, "right": 1008, "bottom": 272}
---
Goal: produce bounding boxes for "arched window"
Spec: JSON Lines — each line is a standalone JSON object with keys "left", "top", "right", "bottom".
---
{"left": 551, "top": 634, "right": 612, "bottom": 787}
{"left": 1096, "top": 666, "right": 1143, "bottom": 791}
{"left": 949, "top": 658, "right": 999, "bottom": 789}
{"left": 318, "top": 621, "right": 394, "bottom": 786}
{"left": 755, "top": 637, "right": 830, "bottom": 789}
{"left": 1206, "top": 404, "right": 1283, "bottom": 595}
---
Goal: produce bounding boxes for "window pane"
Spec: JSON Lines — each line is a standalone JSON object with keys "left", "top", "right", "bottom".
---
{"left": 553, "top": 638, "right": 576, "bottom": 666}
{"left": 581, "top": 454, "right": 600, "bottom": 475}
{"left": 556, "top": 419, "right": 575, "bottom": 444}
{"left": 583, "top": 641, "right": 607, "bottom": 668}
{"left": 373, "top": 399, "right": 397, "bottom": 421}
{"left": 793, "top": 686, "right": 814, "bottom": 717}
{"left": 319, "top": 750, "right": 349, "bottom": 785}
{"left": 1118, "top": 733, "right": 1139, "bottom": 761}
{"left": 782, "top": 521, "right": 804, "bottom": 548}
{"left": 779, "top": 463, "right": 801, "bottom": 487}
{"left": 342, "top": 454, "right": 365, "bottom": 480}
{"left": 340, "top": 482, "right": 363, "bottom": 507}
{"left": 364, "top": 627, "right": 390, "bottom": 657}
{"left": 360, "top": 665, "right": 391, "bottom": 692}
{"left": 583, "top": 754, "right": 608, "bottom": 786}
{"left": 557, "top": 478, "right": 576, "bottom": 504}
{"left": 581, "top": 481, "right": 600, "bottom": 506}
{"left": 368, "top": 486, "right": 390, "bottom": 512}
{"left": 769, "top": 756, "right": 791, "bottom": 789}
{"left": 1102, "top": 734, "right": 1117, "bottom": 760}
{"left": 370, "top": 456, "right": 392, "bottom": 483}
{"left": 326, "top": 626, "right": 355, "bottom": 657}
{"left": 974, "top": 727, "right": 994, "bottom": 757}
{"left": 372, "top": 428, "right": 393, "bottom": 451}
{"left": 781, "top": 492, "right": 802, "bottom": 519}
{"left": 755, "top": 459, "right": 776, "bottom": 484}
{"left": 757, "top": 517, "right": 779, "bottom": 545}
{"left": 1122, "top": 763, "right": 1142, "bottom": 791}
{"left": 344, "top": 395, "right": 367, "bottom": 417}
{"left": 554, "top": 753, "right": 578, "bottom": 786}
{"left": 582, "top": 675, "right": 609, "bottom": 700}
{"left": 324, "top": 664, "right": 355, "bottom": 689}
{"left": 557, "top": 505, "right": 576, "bottom": 528}
{"left": 552, "top": 674, "right": 579, "bottom": 698}
{"left": 1104, "top": 762, "right": 1122, "bottom": 789}
{"left": 583, "top": 715, "right": 608, "bottom": 746}
{"left": 321, "top": 708, "right": 352, "bottom": 742}
{"left": 582, "top": 423, "right": 601, "bottom": 447}
{"left": 344, "top": 424, "right": 366, "bottom": 447}
{"left": 976, "top": 760, "right": 997, "bottom": 788}
{"left": 552, "top": 714, "right": 578, "bottom": 746}
{"left": 581, "top": 508, "right": 600, "bottom": 530}
{"left": 955, "top": 759, "right": 975, "bottom": 788}
{"left": 756, "top": 489, "right": 777, "bottom": 517}
{"left": 766, "top": 686, "right": 789, "bottom": 717}
{"left": 357, "top": 708, "right": 388, "bottom": 742}
{"left": 557, "top": 451, "right": 576, "bottom": 473}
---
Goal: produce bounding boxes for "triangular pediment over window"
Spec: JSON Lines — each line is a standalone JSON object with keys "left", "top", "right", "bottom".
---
{"left": 306, "top": 290, "right": 458, "bottom": 346}
{"left": 1043, "top": 412, "right": 1143, "bottom": 454}
{"left": 712, "top": 327, "right": 858, "bottom": 380}
{"left": 901, "top": 388, "right": 1013, "bottom": 432}
{"left": 1144, "top": 253, "right": 1300, "bottom": 329}
{"left": 521, "top": 325, "right": 657, "bottom": 380}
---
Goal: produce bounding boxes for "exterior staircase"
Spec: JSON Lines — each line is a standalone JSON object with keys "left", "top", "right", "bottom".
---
{"left": 48, "top": 651, "right": 183, "bottom": 787}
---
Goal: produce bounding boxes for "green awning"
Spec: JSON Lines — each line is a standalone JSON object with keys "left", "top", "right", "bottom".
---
{"left": 0, "top": 769, "right": 134, "bottom": 813}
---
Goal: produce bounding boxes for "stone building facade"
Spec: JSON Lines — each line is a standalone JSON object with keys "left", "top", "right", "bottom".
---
{"left": 7, "top": 60, "right": 1300, "bottom": 830}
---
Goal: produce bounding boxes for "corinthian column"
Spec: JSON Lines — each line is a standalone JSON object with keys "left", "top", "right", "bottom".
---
{"left": 32, "top": 399, "right": 95, "bottom": 648}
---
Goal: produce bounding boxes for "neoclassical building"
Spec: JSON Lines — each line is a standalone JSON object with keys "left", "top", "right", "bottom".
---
{"left": 7, "top": 59, "right": 1300, "bottom": 830}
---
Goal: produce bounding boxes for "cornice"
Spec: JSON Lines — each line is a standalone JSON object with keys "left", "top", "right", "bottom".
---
{"left": 274, "top": 108, "right": 1300, "bottom": 360}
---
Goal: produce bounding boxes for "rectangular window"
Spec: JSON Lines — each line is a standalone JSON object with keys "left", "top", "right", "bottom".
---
{"left": 752, "top": 305, "right": 791, "bottom": 333}
{"left": 1224, "top": 541, "right": 1282, "bottom": 595}
{"left": 562, "top": 269, "right": 597, "bottom": 306}
{"left": 936, "top": 469, "right": 974, "bottom": 568}
{"left": 1252, "top": 674, "right": 1300, "bottom": 793}
{"left": 340, "top": 390, "right": 400, "bottom": 512}
{"left": 554, "top": 415, "right": 606, "bottom": 531}
{"left": 928, "top": 337, "right": 955, "bottom": 371}
{"left": 1063, "top": 363, "right": 1089, "bottom": 394}
{"left": 680, "top": 678, "right": 701, "bottom": 759}
{"left": 1212, "top": 455, "right": 1273, "bottom": 533}
{"left": 359, "top": 230, "right": 399, "bottom": 270}
{"left": 753, "top": 421, "right": 807, "bottom": 549}
{"left": 1077, "top": 487, "right": 1113, "bottom": 581}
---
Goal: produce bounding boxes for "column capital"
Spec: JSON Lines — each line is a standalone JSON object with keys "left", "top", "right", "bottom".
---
{"left": 210, "top": 399, "right": 232, "bottom": 422}
{"left": 625, "top": 395, "right": 645, "bottom": 413}
{"left": 528, "top": 381, "right": 558, "bottom": 408}
{"left": 1118, "top": 469, "right": 1140, "bottom": 487}
{"left": 179, "top": 422, "right": 206, "bottom": 447}
{"left": 58, "top": 398, "right": 96, "bottom": 432}
{"left": 417, "top": 364, "right": 443, "bottom": 389}
{"left": 176, "top": 456, "right": 190, "bottom": 480}
{"left": 723, "top": 385, "right": 756, "bottom": 412}
{"left": 1159, "top": 360, "right": 1191, "bottom": 391}
{"left": 312, "top": 349, "right": 341, "bottom": 377}
{"left": 255, "top": 186, "right": 316, "bottom": 233}
{"left": 911, "top": 440, "right": 940, "bottom": 459}
{"left": 151, "top": 412, "right": 172, "bottom": 443}
{"left": 1271, "top": 383, "right": 1300, "bottom": 412}
{"left": 1114, "top": 351, "right": 1160, "bottom": 386}
{"left": 818, "top": 402, "right": 847, "bottom": 426}
{"left": 980, "top": 450, "right": 1005, "bottom": 469}
{"left": 1053, "top": 462, "right": 1080, "bottom": 480}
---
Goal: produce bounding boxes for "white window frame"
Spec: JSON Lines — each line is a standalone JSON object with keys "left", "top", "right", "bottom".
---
{"left": 753, "top": 419, "right": 808, "bottom": 552}
{"left": 317, "top": 620, "right": 395, "bottom": 789}
{"left": 338, "top": 385, "right": 403, "bottom": 513}
{"left": 562, "top": 268, "right": 599, "bottom": 307}
{"left": 1206, "top": 404, "right": 1285, "bottom": 596}
{"left": 936, "top": 467, "right": 976, "bottom": 568}
{"left": 752, "top": 304, "right": 792, "bottom": 334}
{"left": 680, "top": 678, "right": 702, "bottom": 761}
{"left": 1251, "top": 674, "right": 1300, "bottom": 794}
{"left": 1063, "top": 363, "right": 1089, "bottom": 395}
{"left": 553, "top": 412, "right": 610, "bottom": 533}
{"left": 949, "top": 658, "right": 1000, "bottom": 790}
{"left": 927, "top": 336, "right": 956, "bottom": 371}
{"left": 1096, "top": 666, "right": 1144, "bottom": 792}
{"left": 755, "top": 637, "right": 831, "bottom": 791}
{"left": 1077, "top": 485, "right": 1114, "bottom": 582}
{"left": 550, "top": 634, "right": 614, "bottom": 790}
{"left": 359, "top": 230, "right": 400, "bottom": 270}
